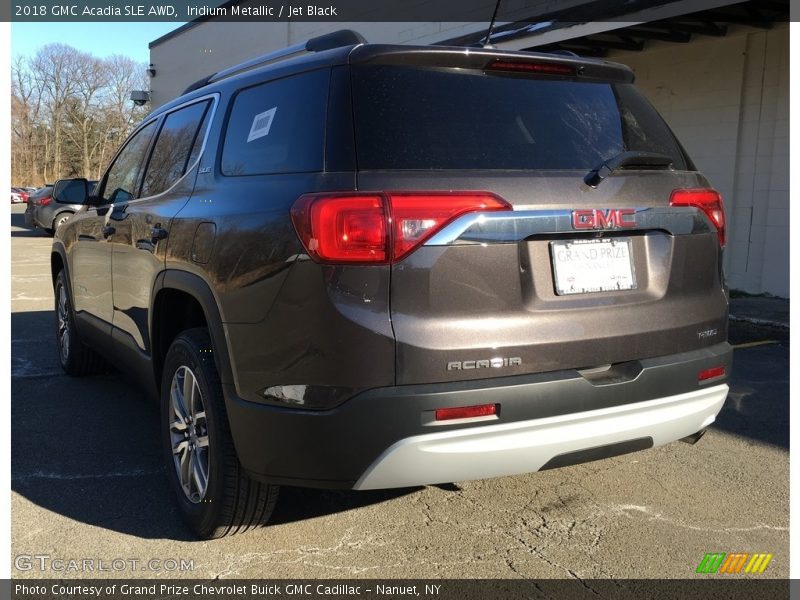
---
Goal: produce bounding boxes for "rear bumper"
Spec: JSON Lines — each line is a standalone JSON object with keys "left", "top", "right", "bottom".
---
{"left": 355, "top": 384, "right": 727, "bottom": 489}
{"left": 225, "top": 342, "right": 732, "bottom": 489}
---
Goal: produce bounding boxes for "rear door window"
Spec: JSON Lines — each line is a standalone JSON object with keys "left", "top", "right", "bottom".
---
{"left": 140, "top": 99, "right": 212, "bottom": 198}
{"left": 351, "top": 66, "right": 687, "bottom": 171}
{"left": 221, "top": 69, "right": 329, "bottom": 176}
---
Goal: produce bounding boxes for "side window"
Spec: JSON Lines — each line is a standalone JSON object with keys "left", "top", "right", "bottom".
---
{"left": 140, "top": 100, "right": 212, "bottom": 198}
{"left": 98, "top": 120, "right": 158, "bottom": 204}
{"left": 221, "top": 69, "right": 328, "bottom": 176}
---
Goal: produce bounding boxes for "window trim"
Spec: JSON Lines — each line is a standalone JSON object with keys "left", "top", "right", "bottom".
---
{"left": 95, "top": 92, "right": 219, "bottom": 207}
{"left": 137, "top": 97, "right": 214, "bottom": 200}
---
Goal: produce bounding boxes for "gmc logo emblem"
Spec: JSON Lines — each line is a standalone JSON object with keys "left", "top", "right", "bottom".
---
{"left": 572, "top": 208, "right": 636, "bottom": 230}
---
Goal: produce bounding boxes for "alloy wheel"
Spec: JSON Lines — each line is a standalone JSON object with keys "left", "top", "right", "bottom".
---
{"left": 169, "top": 366, "right": 210, "bottom": 503}
{"left": 56, "top": 284, "right": 69, "bottom": 364}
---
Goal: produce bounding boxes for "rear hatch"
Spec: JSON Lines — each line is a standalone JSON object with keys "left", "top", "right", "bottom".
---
{"left": 349, "top": 47, "right": 728, "bottom": 385}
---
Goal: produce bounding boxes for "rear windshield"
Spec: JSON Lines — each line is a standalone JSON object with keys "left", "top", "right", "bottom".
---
{"left": 351, "top": 66, "right": 688, "bottom": 171}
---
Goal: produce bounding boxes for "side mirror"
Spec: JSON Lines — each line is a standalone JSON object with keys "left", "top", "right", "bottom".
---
{"left": 53, "top": 178, "right": 89, "bottom": 205}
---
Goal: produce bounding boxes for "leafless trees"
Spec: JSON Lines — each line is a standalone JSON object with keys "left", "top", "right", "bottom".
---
{"left": 11, "top": 44, "right": 150, "bottom": 186}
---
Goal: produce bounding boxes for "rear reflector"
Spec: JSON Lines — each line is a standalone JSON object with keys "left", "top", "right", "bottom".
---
{"left": 488, "top": 60, "right": 576, "bottom": 76}
{"left": 670, "top": 188, "right": 726, "bottom": 246}
{"left": 435, "top": 404, "right": 497, "bottom": 421}
{"left": 291, "top": 192, "right": 511, "bottom": 264}
{"left": 698, "top": 366, "right": 726, "bottom": 382}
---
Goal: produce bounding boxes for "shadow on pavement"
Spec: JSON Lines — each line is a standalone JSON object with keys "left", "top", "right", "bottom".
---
{"left": 11, "top": 210, "right": 50, "bottom": 238}
{"left": 11, "top": 309, "right": 415, "bottom": 541}
{"left": 713, "top": 322, "right": 789, "bottom": 449}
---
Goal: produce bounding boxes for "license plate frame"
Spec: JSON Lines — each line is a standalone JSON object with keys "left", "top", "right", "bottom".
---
{"left": 550, "top": 237, "right": 637, "bottom": 296}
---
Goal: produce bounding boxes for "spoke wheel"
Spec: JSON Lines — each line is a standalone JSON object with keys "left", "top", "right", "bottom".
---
{"left": 57, "top": 283, "right": 70, "bottom": 364}
{"left": 169, "top": 365, "right": 210, "bottom": 503}
{"left": 53, "top": 270, "right": 104, "bottom": 376}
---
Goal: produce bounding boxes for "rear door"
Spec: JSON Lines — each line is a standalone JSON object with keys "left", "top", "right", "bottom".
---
{"left": 350, "top": 60, "right": 728, "bottom": 385}
{"left": 110, "top": 97, "right": 214, "bottom": 353}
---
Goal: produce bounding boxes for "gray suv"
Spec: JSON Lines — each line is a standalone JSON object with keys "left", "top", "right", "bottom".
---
{"left": 50, "top": 31, "right": 731, "bottom": 539}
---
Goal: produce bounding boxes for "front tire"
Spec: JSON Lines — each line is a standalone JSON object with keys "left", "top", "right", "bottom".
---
{"left": 54, "top": 270, "right": 104, "bottom": 376}
{"left": 161, "top": 328, "right": 279, "bottom": 539}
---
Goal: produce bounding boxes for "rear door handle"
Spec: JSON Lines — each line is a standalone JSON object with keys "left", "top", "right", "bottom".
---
{"left": 150, "top": 226, "right": 168, "bottom": 243}
{"left": 102, "top": 225, "right": 116, "bottom": 238}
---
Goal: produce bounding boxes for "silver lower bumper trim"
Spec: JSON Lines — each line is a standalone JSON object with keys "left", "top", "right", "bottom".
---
{"left": 353, "top": 384, "right": 729, "bottom": 490}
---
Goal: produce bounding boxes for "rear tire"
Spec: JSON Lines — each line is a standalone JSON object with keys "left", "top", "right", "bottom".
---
{"left": 54, "top": 270, "right": 105, "bottom": 376}
{"left": 161, "top": 327, "right": 279, "bottom": 539}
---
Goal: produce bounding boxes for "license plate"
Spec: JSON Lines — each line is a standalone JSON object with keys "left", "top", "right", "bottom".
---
{"left": 550, "top": 238, "right": 636, "bottom": 295}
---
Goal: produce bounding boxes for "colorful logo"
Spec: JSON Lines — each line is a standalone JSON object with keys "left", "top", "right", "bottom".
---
{"left": 696, "top": 553, "right": 773, "bottom": 574}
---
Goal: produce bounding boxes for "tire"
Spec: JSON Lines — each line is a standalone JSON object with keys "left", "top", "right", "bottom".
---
{"left": 54, "top": 270, "right": 105, "bottom": 376}
{"left": 161, "top": 327, "right": 279, "bottom": 539}
{"left": 53, "top": 211, "right": 73, "bottom": 233}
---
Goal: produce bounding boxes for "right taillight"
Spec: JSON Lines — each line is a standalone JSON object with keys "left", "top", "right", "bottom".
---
{"left": 38, "top": 197, "right": 52, "bottom": 206}
{"left": 670, "top": 188, "right": 726, "bottom": 246}
{"left": 290, "top": 191, "right": 511, "bottom": 264}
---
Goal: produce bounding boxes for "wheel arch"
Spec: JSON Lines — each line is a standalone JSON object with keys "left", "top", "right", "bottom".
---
{"left": 151, "top": 270, "right": 234, "bottom": 390}
{"left": 52, "top": 209, "right": 74, "bottom": 230}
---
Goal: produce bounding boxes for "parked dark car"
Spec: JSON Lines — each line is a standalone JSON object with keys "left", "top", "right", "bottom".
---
{"left": 50, "top": 31, "right": 731, "bottom": 539}
{"left": 26, "top": 183, "right": 96, "bottom": 235}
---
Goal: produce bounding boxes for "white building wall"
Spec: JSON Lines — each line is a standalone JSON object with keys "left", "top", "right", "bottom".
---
{"left": 610, "top": 25, "right": 789, "bottom": 297}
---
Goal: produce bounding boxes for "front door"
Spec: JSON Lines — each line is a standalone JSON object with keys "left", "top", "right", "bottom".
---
{"left": 71, "top": 119, "right": 159, "bottom": 327}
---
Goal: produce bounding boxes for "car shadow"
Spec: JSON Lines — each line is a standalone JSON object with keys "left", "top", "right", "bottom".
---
{"left": 11, "top": 309, "right": 416, "bottom": 541}
{"left": 11, "top": 210, "right": 50, "bottom": 237}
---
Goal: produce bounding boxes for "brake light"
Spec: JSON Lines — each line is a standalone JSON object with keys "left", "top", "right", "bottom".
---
{"left": 488, "top": 60, "right": 576, "bottom": 76}
{"left": 670, "top": 188, "right": 726, "bottom": 246}
{"left": 290, "top": 192, "right": 511, "bottom": 264}
{"left": 435, "top": 404, "right": 497, "bottom": 421}
{"left": 38, "top": 197, "right": 52, "bottom": 206}
{"left": 698, "top": 366, "right": 726, "bottom": 382}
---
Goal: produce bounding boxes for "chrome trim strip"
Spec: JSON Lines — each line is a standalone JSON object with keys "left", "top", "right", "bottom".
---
{"left": 424, "top": 207, "right": 714, "bottom": 246}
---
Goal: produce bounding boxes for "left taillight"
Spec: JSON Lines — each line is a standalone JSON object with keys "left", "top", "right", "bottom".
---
{"left": 290, "top": 192, "right": 511, "bottom": 264}
{"left": 670, "top": 188, "right": 726, "bottom": 246}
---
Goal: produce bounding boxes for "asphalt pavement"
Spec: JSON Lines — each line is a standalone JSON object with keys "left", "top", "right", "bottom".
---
{"left": 10, "top": 204, "right": 789, "bottom": 580}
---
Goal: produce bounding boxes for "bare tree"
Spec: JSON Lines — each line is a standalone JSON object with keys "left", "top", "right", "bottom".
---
{"left": 10, "top": 44, "right": 149, "bottom": 186}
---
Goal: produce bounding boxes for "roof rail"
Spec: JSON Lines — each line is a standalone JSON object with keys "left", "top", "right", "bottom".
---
{"left": 182, "top": 29, "right": 366, "bottom": 94}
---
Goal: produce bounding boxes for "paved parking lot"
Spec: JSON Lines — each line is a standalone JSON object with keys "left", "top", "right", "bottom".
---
{"left": 10, "top": 204, "right": 789, "bottom": 580}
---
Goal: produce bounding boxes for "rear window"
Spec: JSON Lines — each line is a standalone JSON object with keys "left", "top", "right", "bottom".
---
{"left": 221, "top": 69, "right": 328, "bottom": 176}
{"left": 351, "top": 66, "right": 688, "bottom": 171}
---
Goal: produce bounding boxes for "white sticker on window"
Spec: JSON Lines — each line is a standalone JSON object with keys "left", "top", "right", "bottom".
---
{"left": 247, "top": 107, "right": 277, "bottom": 142}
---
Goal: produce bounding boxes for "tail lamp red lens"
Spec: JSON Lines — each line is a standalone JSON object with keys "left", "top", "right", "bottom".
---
{"left": 290, "top": 192, "right": 511, "bottom": 264}
{"left": 39, "top": 197, "right": 52, "bottom": 206}
{"left": 435, "top": 404, "right": 497, "bottom": 421}
{"left": 488, "top": 60, "right": 576, "bottom": 76}
{"left": 670, "top": 188, "right": 726, "bottom": 246}
{"left": 698, "top": 366, "right": 726, "bottom": 382}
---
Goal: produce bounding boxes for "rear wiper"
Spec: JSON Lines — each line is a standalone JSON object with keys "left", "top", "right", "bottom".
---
{"left": 584, "top": 151, "right": 674, "bottom": 188}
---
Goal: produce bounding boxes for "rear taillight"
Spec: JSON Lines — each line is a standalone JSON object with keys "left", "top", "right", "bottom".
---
{"left": 290, "top": 192, "right": 511, "bottom": 264}
{"left": 38, "top": 197, "right": 52, "bottom": 206}
{"left": 488, "top": 60, "right": 576, "bottom": 76}
{"left": 670, "top": 188, "right": 725, "bottom": 246}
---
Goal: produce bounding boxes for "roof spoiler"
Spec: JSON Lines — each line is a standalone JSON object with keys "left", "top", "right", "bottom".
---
{"left": 182, "top": 29, "right": 366, "bottom": 95}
